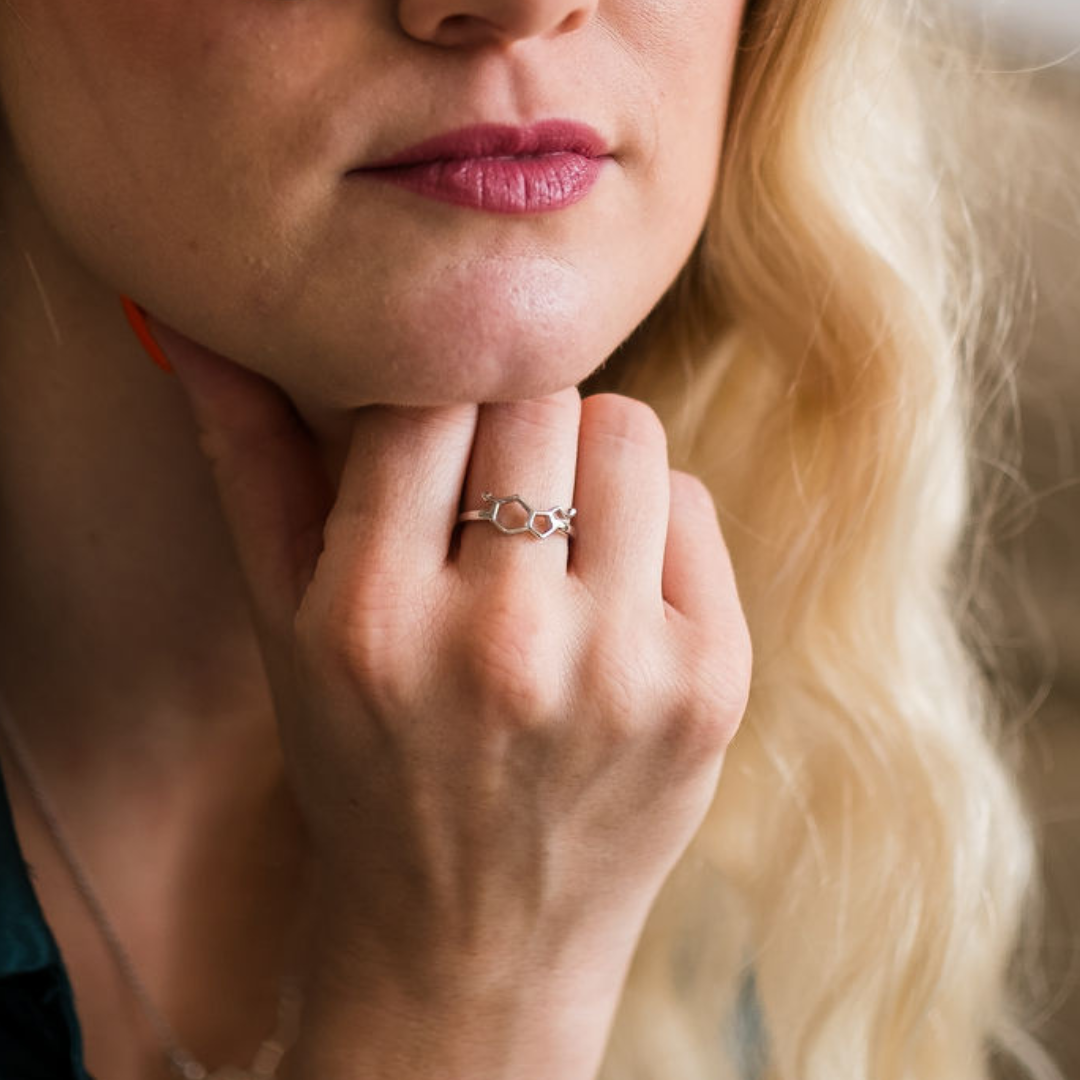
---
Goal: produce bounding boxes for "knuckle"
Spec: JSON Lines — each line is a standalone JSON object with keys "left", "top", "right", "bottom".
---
{"left": 456, "top": 592, "right": 563, "bottom": 727}
{"left": 714, "top": 607, "right": 754, "bottom": 711}
{"left": 580, "top": 393, "right": 667, "bottom": 455}
{"left": 676, "top": 703, "right": 738, "bottom": 762}
{"left": 466, "top": 654, "right": 562, "bottom": 733}
{"left": 669, "top": 469, "right": 717, "bottom": 517}
{"left": 706, "top": 631, "right": 753, "bottom": 728}
{"left": 670, "top": 638, "right": 752, "bottom": 758}
{"left": 294, "top": 576, "right": 420, "bottom": 702}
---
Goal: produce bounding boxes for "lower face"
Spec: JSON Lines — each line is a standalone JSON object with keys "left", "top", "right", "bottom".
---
{"left": 0, "top": 1, "right": 746, "bottom": 408}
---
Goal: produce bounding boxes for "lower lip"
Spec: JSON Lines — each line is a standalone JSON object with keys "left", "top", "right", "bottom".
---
{"left": 354, "top": 152, "right": 607, "bottom": 214}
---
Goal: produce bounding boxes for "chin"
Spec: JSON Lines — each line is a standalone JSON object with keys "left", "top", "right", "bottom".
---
{"left": 271, "top": 257, "right": 644, "bottom": 408}
{"left": 339, "top": 325, "right": 616, "bottom": 408}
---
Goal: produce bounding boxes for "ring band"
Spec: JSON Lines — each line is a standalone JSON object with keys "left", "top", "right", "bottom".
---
{"left": 457, "top": 492, "right": 577, "bottom": 540}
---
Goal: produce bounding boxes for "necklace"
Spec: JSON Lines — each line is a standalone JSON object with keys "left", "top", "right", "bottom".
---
{"left": 0, "top": 694, "right": 303, "bottom": 1080}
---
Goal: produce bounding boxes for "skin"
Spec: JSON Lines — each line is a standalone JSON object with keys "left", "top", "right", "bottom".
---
{"left": 0, "top": 1, "right": 750, "bottom": 1078}
{"left": 0, "top": 0, "right": 736, "bottom": 408}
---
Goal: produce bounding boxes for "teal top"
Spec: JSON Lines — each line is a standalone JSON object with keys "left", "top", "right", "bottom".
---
{"left": 0, "top": 765, "right": 89, "bottom": 1078}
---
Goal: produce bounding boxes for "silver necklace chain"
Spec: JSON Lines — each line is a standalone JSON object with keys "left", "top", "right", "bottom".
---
{"left": 0, "top": 693, "right": 303, "bottom": 1080}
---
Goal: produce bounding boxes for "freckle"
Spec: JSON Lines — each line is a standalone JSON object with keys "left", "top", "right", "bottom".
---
{"left": 187, "top": 238, "right": 201, "bottom": 254}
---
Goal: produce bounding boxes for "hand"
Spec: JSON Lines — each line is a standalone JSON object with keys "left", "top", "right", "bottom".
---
{"left": 157, "top": 326, "right": 751, "bottom": 1076}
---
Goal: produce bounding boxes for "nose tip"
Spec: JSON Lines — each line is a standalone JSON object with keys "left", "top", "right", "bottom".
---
{"left": 398, "top": 0, "right": 595, "bottom": 48}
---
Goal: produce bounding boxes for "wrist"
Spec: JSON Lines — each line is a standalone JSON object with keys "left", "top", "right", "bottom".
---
{"left": 285, "top": 902, "right": 639, "bottom": 1080}
{"left": 287, "top": 949, "right": 629, "bottom": 1080}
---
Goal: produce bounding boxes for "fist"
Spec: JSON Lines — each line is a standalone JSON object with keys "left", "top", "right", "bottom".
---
{"left": 161, "top": 332, "right": 751, "bottom": 1001}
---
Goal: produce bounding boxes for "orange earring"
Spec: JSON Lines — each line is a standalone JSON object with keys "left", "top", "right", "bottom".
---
{"left": 119, "top": 295, "right": 173, "bottom": 374}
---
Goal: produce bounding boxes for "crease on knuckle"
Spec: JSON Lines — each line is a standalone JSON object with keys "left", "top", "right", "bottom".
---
{"left": 294, "top": 580, "right": 417, "bottom": 702}
{"left": 670, "top": 644, "right": 752, "bottom": 759}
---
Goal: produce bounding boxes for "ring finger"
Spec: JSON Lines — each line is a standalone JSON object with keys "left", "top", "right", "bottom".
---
{"left": 456, "top": 388, "right": 581, "bottom": 579}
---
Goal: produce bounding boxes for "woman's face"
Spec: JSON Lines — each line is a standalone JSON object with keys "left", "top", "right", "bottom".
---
{"left": 0, "top": 0, "right": 745, "bottom": 407}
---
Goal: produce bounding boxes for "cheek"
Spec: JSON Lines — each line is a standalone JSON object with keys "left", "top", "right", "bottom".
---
{"left": 0, "top": 0, "right": 365, "bottom": 148}
{"left": 617, "top": 0, "right": 744, "bottom": 294}
{"left": 1, "top": 0, "right": 204, "bottom": 114}
{"left": 637, "top": 1, "right": 743, "bottom": 190}
{"left": 0, "top": 0, "right": 357, "bottom": 304}
{"left": 0, "top": 1, "right": 210, "bottom": 262}
{"left": 2, "top": 0, "right": 300, "bottom": 81}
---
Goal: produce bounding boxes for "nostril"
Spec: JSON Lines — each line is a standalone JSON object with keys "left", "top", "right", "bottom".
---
{"left": 431, "top": 14, "right": 500, "bottom": 47}
{"left": 400, "top": 3, "right": 596, "bottom": 47}
{"left": 559, "top": 10, "right": 588, "bottom": 33}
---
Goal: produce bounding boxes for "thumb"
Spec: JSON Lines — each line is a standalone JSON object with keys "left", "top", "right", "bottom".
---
{"left": 146, "top": 316, "right": 334, "bottom": 638}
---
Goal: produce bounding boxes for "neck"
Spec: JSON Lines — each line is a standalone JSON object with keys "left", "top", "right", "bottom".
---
{"left": 0, "top": 152, "right": 284, "bottom": 795}
{"left": 0, "top": 162, "right": 320, "bottom": 1080}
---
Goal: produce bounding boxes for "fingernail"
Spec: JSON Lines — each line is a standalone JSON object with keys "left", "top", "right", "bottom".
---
{"left": 119, "top": 295, "right": 174, "bottom": 374}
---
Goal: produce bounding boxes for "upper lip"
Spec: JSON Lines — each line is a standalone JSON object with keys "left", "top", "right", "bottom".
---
{"left": 359, "top": 120, "right": 610, "bottom": 170}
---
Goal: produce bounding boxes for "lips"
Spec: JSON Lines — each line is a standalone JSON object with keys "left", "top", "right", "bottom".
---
{"left": 351, "top": 120, "right": 611, "bottom": 214}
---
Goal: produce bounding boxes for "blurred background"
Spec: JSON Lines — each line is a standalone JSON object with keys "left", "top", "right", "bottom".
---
{"left": 954, "top": 0, "right": 1080, "bottom": 46}
{"left": 948, "top": 1, "right": 1079, "bottom": 1075}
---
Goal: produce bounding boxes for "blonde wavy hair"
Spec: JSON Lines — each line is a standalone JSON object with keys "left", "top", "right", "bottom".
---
{"left": 582, "top": 0, "right": 1059, "bottom": 1077}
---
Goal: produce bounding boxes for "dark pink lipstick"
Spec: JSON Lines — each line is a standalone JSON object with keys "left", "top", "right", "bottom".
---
{"left": 352, "top": 120, "right": 610, "bottom": 215}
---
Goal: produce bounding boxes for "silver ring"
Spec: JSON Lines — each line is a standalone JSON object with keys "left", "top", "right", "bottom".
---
{"left": 457, "top": 492, "right": 577, "bottom": 540}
